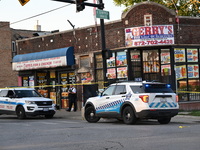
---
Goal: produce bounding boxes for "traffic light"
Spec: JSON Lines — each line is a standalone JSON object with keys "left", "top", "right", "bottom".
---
{"left": 75, "top": 0, "right": 86, "bottom": 12}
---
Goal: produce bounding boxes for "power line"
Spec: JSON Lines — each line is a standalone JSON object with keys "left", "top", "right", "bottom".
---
{"left": 1, "top": 4, "right": 71, "bottom": 28}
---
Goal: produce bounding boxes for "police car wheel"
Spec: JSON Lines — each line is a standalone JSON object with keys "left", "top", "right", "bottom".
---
{"left": 122, "top": 106, "right": 137, "bottom": 125}
{"left": 158, "top": 117, "right": 171, "bottom": 124}
{"left": 16, "top": 106, "right": 26, "bottom": 119}
{"left": 85, "top": 106, "right": 100, "bottom": 123}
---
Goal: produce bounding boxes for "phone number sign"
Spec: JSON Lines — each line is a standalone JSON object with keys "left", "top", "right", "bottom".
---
{"left": 125, "top": 25, "right": 174, "bottom": 47}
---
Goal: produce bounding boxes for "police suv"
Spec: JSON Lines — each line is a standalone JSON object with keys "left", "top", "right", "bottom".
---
{"left": 84, "top": 81, "right": 179, "bottom": 124}
{"left": 0, "top": 88, "right": 56, "bottom": 119}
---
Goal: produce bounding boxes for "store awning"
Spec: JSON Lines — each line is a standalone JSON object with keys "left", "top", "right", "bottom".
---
{"left": 12, "top": 47, "right": 75, "bottom": 71}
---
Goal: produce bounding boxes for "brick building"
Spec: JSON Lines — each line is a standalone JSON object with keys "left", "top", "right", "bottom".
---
{"left": 5, "top": 2, "right": 200, "bottom": 110}
{"left": 0, "top": 22, "right": 38, "bottom": 87}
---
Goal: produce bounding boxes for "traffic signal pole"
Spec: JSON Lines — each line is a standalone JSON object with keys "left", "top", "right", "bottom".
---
{"left": 53, "top": 0, "right": 108, "bottom": 87}
{"left": 98, "top": 0, "right": 108, "bottom": 88}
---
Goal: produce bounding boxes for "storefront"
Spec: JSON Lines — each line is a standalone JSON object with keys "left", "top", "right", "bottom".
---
{"left": 94, "top": 24, "right": 200, "bottom": 102}
{"left": 12, "top": 47, "right": 76, "bottom": 108}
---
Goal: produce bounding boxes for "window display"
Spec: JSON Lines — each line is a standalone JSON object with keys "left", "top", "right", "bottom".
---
{"left": 174, "top": 48, "right": 185, "bottom": 62}
{"left": 187, "top": 49, "right": 198, "bottom": 62}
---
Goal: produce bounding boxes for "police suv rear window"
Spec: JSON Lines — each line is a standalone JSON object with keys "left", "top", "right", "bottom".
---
{"left": 130, "top": 83, "right": 174, "bottom": 93}
{"left": 143, "top": 83, "right": 174, "bottom": 93}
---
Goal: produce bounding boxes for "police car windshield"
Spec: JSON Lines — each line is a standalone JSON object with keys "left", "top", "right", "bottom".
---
{"left": 15, "top": 90, "right": 42, "bottom": 98}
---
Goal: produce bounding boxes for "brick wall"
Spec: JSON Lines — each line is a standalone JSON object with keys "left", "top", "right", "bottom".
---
{"left": 179, "top": 102, "right": 200, "bottom": 111}
{"left": 0, "top": 22, "right": 17, "bottom": 88}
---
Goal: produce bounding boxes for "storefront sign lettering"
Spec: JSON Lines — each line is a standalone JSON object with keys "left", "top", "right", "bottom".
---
{"left": 13, "top": 56, "right": 67, "bottom": 71}
{"left": 0, "top": 105, "right": 5, "bottom": 108}
{"left": 125, "top": 25, "right": 174, "bottom": 47}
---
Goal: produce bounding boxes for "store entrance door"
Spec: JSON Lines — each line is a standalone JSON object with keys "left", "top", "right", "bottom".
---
{"left": 142, "top": 50, "right": 160, "bottom": 81}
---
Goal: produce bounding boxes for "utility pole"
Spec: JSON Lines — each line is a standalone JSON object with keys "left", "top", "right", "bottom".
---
{"left": 52, "top": 0, "right": 108, "bottom": 87}
{"left": 98, "top": 0, "right": 107, "bottom": 88}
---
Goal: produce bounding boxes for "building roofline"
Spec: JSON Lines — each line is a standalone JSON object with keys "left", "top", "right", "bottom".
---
{"left": 122, "top": 1, "right": 176, "bottom": 19}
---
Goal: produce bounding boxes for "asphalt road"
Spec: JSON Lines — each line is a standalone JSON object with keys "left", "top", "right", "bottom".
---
{"left": 0, "top": 110, "right": 200, "bottom": 150}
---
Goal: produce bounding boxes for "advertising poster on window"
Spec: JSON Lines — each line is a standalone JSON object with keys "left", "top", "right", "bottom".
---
{"left": 117, "top": 67, "right": 127, "bottom": 78}
{"left": 174, "top": 48, "right": 185, "bottom": 62}
{"left": 188, "top": 65, "right": 199, "bottom": 78}
{"left": 116, "top": 52, "right": 127, "bottom": 66}
{"left": 107, "top": 54, "right": 115, "bottom": 67}
{"left": 22, "top": 76, "right": 29, "bottom": 87}
{"left": 175, "top": 65, "right": 187, "bottom": 80}
{"left": 60, "top": 73, "right": 68, "bottom": 108}
{"left": 107, "top": 68, "right": 116, "bottom": 79}
{"left": 37, "top": 72, "right": 48, "bottom": 97}
{"left": 125, "top": 25, "right": 174, "bottom": 47}
{"left": 161, "top": 65, "right": 171, "bottom": 76}
{"left": 161, "top": 51, "right": 170, "bottom": 64}
{"left": 187, "top": 49, "right": 198, "bottom": 62}
{"left": 81, "top": 72, "right": 92, "bottom": 83}
{"left": 29, "top": 76, "right": 34, "bottom": 87}
{"left": 131, "top": 51, "right": 140, "bottom": 61}
{"left": 69, "top": 72, "right": 76, "bottom": 84}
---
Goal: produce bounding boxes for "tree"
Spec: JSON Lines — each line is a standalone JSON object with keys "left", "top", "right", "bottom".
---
{"left": 113, "top": 0, "right": 200, "bottom": 17}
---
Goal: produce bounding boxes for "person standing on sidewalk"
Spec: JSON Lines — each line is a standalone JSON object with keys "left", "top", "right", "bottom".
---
{"left": 66, "top": 84, "right": 77, "bottom": 112}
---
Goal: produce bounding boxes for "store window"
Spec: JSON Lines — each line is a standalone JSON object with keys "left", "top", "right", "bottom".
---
{"left": 80, "top": 55, "right": 90, "bottom": 68}
{"left": 175, "top": 48, "right": 200, "bottom": 101}
{"left": 116, "top": 51, "right": 127, "bottom": 79}
{"left": 59, "top": 72, "right": 76, "bottom": 108}
{"left": 130, "top": 50, "right": 142, "bottom": 80}
{"left": 95, "top": 54, "right": 104, "bottom": 88}
{"left": 142, "top": 50, "right": 160, "bottom": 81}
{"left": 174, "top": 48, "right": 186, "bottom": 62}
{"left": 107, "top": 53, "right": 116, "bottom": 79}
{"left": 187, "top": 48, "right": 198, "bottom": 62}
{"left": 161, "top": 49, "right": 171, "bottom": 77}
{"left": 144, "top": 14, "right": 152, "bottom": 26}
{"left": 106, "top": 51, "right": 128, "bottom": 80}
{"left": 37, "top": 72, "right": 48, "bottom": 98}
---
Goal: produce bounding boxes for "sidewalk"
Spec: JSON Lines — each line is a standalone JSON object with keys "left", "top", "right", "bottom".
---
{"left": 54, "top": 109, "right": 83, "bottom": 120}
{"left": 54, "top": 109, "right": 200, "bottom": 121}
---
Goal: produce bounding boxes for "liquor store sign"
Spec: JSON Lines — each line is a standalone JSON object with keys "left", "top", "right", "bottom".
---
{"left": 13, "top": 56, "right": 67, "bottom": 71}
{"left": 125, "top": 25, "right": 174, "bottom": 47}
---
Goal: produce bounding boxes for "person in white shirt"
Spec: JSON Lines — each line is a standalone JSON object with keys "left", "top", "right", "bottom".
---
{"left": 66, "top": 84, "right": 77, "bottom": 112}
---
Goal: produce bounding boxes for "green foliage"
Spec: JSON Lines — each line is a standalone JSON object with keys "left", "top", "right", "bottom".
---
{"left": 113, "top": 0, "right": 200, "bottom": 16}
{"left": 188, "top": 110, "right": 200, "bottom": 116}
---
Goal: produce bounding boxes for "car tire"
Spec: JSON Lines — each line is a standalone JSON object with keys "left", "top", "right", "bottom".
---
{"left": 122, "top": 106, "right": 137, "bottom": 125}
{"left": 85, "top": 106, "right": 100, "bottom": 123}
{"left": 16, "top": 106, "right": 26, "bottom": 119}
{"left": 158, "top": 117, "right": 171, "bottom": 124}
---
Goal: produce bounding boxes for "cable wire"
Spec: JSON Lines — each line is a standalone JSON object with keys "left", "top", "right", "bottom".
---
{"left": 0, "top": 4, "right": 71, "bottom": 28}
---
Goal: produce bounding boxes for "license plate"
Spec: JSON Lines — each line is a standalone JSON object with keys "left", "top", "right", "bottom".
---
{"left": 43, "top": 108, "right": 49, "bottom": 111}
{"left": 160, "top": 98, "right": 167, "bottom": 103}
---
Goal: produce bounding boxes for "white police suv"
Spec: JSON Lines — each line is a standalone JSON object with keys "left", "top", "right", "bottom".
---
{"left": 84, "top": 81, "right": 179, "bottom": 124}
{"left": 0, "top": 88, "right": 56, "bottom": 119}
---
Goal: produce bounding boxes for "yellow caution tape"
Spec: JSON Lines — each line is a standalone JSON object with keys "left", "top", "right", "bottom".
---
{"left": 0, "top": 81, "right": 108, "bottom": 90}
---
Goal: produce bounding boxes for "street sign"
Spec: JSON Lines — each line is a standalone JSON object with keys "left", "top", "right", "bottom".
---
{"left": 18, "top": 0, "right": 30, "bottom": 6}
{"left": 96, "top": 9, "right": 110, "bottom": 20}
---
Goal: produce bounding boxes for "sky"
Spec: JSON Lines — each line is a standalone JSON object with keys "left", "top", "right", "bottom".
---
{"left": 0, "top": 0, "right": 125, "bottom": 32}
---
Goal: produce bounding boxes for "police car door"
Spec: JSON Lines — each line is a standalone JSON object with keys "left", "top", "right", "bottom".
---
{"left": 1, "top": 90, "right": 16, "bottom": 112}
{"left": 0, "top": 90, "right": 11, "bottom": 112}
{"left": 96, "top": 85, "right": 126, "bottom": 115}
